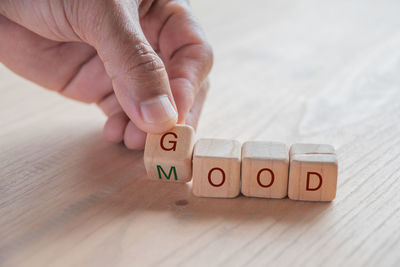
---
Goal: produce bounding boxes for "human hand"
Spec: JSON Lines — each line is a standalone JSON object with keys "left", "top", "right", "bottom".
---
{"left": 0, "top": 0, "right": 212, "bottom": 149}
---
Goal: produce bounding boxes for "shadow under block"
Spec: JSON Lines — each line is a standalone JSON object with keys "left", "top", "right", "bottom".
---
{"left": 192, "top": 139, "right": 241, "bottom": 198}
{"left": 144, "top": 125, "right": 195, "bottom": 183}
{"left": 241, "top": 141, "right": 289, "bottom": 199}
{"left": 288, "top": 144, "right": 338, "bottom": 201}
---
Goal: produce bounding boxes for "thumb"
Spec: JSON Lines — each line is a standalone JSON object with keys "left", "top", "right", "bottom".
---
{"left": 88, "top": 2, "right": 177, "bottom": 133}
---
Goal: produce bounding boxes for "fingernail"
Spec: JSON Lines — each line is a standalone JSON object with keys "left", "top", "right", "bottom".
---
{"left": 140, "top": 95, "right": 177, "bottom": 124}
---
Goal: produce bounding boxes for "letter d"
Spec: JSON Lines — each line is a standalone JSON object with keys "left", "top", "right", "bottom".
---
{"left": 306, "top": 172, "right": 322, "bottom": 191}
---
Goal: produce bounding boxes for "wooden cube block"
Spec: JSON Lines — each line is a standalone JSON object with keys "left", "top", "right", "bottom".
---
{"left": 241, "top": 141, "right": 289, "bottom": 199}
{"left": 290, "top": 143, "right": 335, "bottom": 156}
{"left": 192, "top": 139, "right": 241, "bottom": 198}
{"left": 144, "top": 125, "right": 195, "bottom": 183}
{"left": 288, "top": 143, "right": 338, "bottom": 201}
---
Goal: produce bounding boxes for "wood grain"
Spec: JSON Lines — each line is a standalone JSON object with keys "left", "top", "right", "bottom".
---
{"left": 2, "top": 0, "right": 400, "bottom": 266}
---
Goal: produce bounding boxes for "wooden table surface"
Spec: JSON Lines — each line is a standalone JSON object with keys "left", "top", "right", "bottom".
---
{"left": 1, "top": 0, "right": 400, "bottom": 266}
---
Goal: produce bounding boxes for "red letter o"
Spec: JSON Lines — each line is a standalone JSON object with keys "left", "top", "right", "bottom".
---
{"left": 208, "top": 168, "right": 225, "bottom": 187}
{"left": 257, "top": 168, "right": 274, "bottom": 188}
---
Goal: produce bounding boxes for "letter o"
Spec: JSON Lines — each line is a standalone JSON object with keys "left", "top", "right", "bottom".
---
{"left": 257, "top": 168, "right": 274, "bottom": 188}
{"left": 208, "top": 167, "right": 225, "bottom": 187}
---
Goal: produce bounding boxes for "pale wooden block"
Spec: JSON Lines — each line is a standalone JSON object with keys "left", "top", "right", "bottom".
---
{"left": 241, "top": 141, "right": 289, "bottom": 199}
{"left": 192, "top": 138, "right": 241, "bottom": 198}
{"left": 144, "top": 125, "right": 195, "bottom": 183}
{"left": 290, "top": 143, "right": 335, "bottom": 157}
{"left": 288, "top": 144, "right": 338, "bottom": 201}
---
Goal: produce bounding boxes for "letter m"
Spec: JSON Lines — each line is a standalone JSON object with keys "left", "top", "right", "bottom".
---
{"left": 157, "top": 165, "right": 178, "bottom": 181}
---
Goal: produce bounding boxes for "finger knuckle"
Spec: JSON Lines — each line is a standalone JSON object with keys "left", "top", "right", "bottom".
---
{"left": 166, "top": 0, "right": 189, "bottom": 14}
{"left": 127, "top": 41, "right": 166, "bottom": 74}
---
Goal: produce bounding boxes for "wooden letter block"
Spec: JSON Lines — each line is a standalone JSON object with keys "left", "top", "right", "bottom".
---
{"left": 288, "top": 144, "right": 338, "bottom": 201}
{"left": 192, "top": 139, "right": 241, "bottom": 198}
{"left": 241, "top": 141, "right": 289, "bottom": 199}
{"left": 144, "top": 125, "right": 195, "bottom": 183}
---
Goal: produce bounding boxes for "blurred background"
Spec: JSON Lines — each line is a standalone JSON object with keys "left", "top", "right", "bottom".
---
{"left": 192, "top": 0, "right": 400, "bottom": 144}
